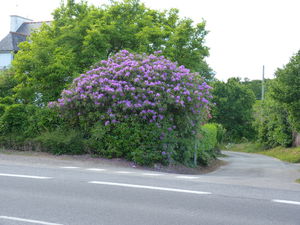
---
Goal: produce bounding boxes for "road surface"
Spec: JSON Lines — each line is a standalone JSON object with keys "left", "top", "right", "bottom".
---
{"left": 0, "top": 151, "right": 299, "bottom": 225}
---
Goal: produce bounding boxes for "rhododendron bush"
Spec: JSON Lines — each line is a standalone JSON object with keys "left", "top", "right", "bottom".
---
{"left": 50, "top": 50, "right": 213, "bottom": 165}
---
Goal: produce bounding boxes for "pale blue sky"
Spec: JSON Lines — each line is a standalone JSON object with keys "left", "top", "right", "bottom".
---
{"left": 1, "top": 0, "right": 299, "bottom": 81}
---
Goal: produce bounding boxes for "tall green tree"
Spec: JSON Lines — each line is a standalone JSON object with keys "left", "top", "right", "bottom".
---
{"left": 13, "top": 28, "right": 77, "bottom": 104}
{"left": 253, "top": 50, "right": 300, "bottom": 148}
{"left": 13, "top": 0, "right": 93, "bottom": 104}
{"left": 12, "top": 0, "right": 212, "bottom": 104}
{"left": 211, "top": 78, "right": 256, "bottom": 141}
{"left": 270, "top": 50, "right": 300, "bottom": 131}
{"left": 254, "top": 95, "right": 293, "bottom": 148}
{"left": 0, "top": 69, "right": 16, "bottom": 98}
{"left": 82, "top": 0, "right": 212, "bottom": 76}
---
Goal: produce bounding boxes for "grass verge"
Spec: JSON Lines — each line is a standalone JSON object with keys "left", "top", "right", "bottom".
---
{"left": 260, "top": 146, "right": 300, "bottom": 163}
{"left": 227, "top": 142, "right": 264, "bottom": 153}
{"left": 228, "top": 142, "right": 300, "bottom": 163}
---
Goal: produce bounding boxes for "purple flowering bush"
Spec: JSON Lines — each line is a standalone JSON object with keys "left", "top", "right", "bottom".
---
{"left": 50, "top": 50, "right": 213, "bottom": 165}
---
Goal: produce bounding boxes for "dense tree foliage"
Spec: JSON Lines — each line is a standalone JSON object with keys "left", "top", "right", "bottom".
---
{"left": 253, "top": 50, "right": 300, "bottom": 148}
{"left": 12, "top": 0, "right": 212, "bottom": 104}
{"left": 270, "top": 50, "right": 300, "bottom": 131}
{"left": 0, "top": 69, "right": 16, "bottom": 99}
{"left": 254, "top": 96, "right": 293, "bottom": 148}
{"left": 210, "top": 78, "right": 256, "bottom": 141}
{"left": 242, "top": 78, "right": 271, "bottom": 100}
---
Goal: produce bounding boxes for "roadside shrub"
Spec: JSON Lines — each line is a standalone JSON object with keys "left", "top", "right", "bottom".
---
{"left": 197, "top": 123, "right": 218, "bottom": 165}
{"left": 215, "top": 123, "right": 226, "bottom": 145}
{"left": 0, "top": 104, "right": 34, "bottom": 149}
{"left": 88, "top": 120, "right": 142, "bottom": 159}
{"left": 26, "top": 107, "right": 64, "bottom": 137}
{"left": 0, "top": 104, "right": 5, "bottom": 117}
{"left": 0, "top": 104, "right": 34, "bottom": 135}
{"left": 0, "top": 69, "right": 16, "bottom": 98}
{"left": 254, "top": 98, "right": 293, "bottom": 148}
{"left": 0, "top": 104, "right": 63, "bottom": 137}
{"left": 0, "top": 96, "right": 15, "bottom": 105}
{"left": 50, "top": 50, "right": 212, "bottom": 166}
{"left": 0, "top": 104, "right": 31, "bottom": 148}
{"left": 35, "top": 129, "right": 85, "bottom": 155}
{"left": 88, "top": 119, "right": 172, "bottom": 166}
{"left": 0, "top": 103, "right": 66, "bottom": 151}
{"left": 199, "top": 124, "right": 218, "bottom": 150}
{"left": 0, "top": 134, "right": 34, "bottom": 150}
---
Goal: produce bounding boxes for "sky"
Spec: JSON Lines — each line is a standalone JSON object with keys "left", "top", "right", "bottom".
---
{"left": 0, "top": 0, "right": 299, "bottom": 81}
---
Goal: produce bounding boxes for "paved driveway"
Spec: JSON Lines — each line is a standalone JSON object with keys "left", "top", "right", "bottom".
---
{"left": 203, "top": 151, "right": 300, "bottom": 190}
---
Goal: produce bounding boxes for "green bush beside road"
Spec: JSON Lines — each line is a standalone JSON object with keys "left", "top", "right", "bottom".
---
{"left": 196, "top": 123, "right": 219, "bottom": 165}
{"left": 0, "top": 50, "right": 220, "bottom": 167}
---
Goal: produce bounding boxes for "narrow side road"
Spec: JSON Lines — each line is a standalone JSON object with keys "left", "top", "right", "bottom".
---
{"left": 204, "top": 151, "right": 300, "bottom": 190}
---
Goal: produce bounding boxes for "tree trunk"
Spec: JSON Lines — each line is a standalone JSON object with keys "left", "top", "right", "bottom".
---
{"left": 292, "top": 131, "right": 300, "bottom": 147}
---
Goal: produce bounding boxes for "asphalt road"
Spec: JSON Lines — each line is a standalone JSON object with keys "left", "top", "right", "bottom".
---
{"left": 0, "top": 151, "right": 300, "bottom": 225}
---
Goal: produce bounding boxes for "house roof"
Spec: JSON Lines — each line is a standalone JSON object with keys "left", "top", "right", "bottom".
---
{"left": 0, "top": 21, "right": 50, "bottom": 52}
{"left": 10, "top": 15, "right": 33, "bottom": 21}
{"left": 0, "top": 32, "right": 27, "bottom": 52}
{"left": 16, "top": 21, "right": 50, "bottom": 36}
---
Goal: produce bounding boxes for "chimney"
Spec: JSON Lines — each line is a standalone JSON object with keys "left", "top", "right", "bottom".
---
{"left": 10, "top": 15, "right": 32, "bottom": 32}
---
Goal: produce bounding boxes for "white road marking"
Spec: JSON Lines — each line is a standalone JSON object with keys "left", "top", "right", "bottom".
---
{"left": 176, "top": 175, "right": 198, "bottom": 179}
{"left": 89, "top": 181, "right": 211, "bottom": 195}
{"left": 0, "top": 173, "right": 52, "bottom": 179}
{"left": 86, "top": 168, "right": 107, "bottom": 172}
{"left": 272, "top": 199, "right": 300, "bottom": 206}
{"left": 142, "top": 173, "right": 163, "bottom": 176}
{"left": 114, "top": 171, "right": 133, "bottom": 174}
{"left": 0, "top": 216, "right": 63, "bottom": 225}
{"left": 60, "top": 166, "right": 79, "bottom": 169}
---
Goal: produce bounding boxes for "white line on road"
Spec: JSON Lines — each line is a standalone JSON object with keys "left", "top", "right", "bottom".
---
{"left": 0, "top": 173, "right": 52, "bottom": 179}
{"left": 142, "top": 173, "right": 163, "bottom": 176}
{"left": 176, "top": 175, "right": 198, "bottom": 179}
{"left": 86, "top": 168, "right": 107, "bottom": 172}
{"left": 89, "top": 181, "right": 211, "bottom": 195}
{"left": 60, "top": 166, "right": 79, "bottom": 169}
{"left": 272, "top": 199, "right": 300, "bottom": 206}
{"left": 0, "top": 216, "right": 63, "bottom": 225}
{"left": 114, "top": 171, "right": 133, "bottom": 174}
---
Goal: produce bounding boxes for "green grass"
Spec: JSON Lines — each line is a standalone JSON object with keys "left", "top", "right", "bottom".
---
{"left": 227, "top": 142, "right": 300, "bottom": 163}
{"left": 260, "top": 146, "right": 300, "bottom": 163}
{"left": 296, "top": 179, "right": 300, "bottom": 184}
{"left": 227, "top": 142, "right": 264, "bottom": 153}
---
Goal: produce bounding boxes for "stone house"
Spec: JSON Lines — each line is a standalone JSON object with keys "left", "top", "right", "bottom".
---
{"left": 0, "top": 15, "right": 49, "bottom": 70}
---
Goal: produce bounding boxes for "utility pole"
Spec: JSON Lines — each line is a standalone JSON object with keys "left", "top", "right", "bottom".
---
{"left": 262, "top": 65, "right": 265, "bottom": 101}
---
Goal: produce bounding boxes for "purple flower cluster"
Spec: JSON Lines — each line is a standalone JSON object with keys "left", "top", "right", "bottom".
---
{"left": 49, "top": 50, "right": 212, "bottom": 127}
